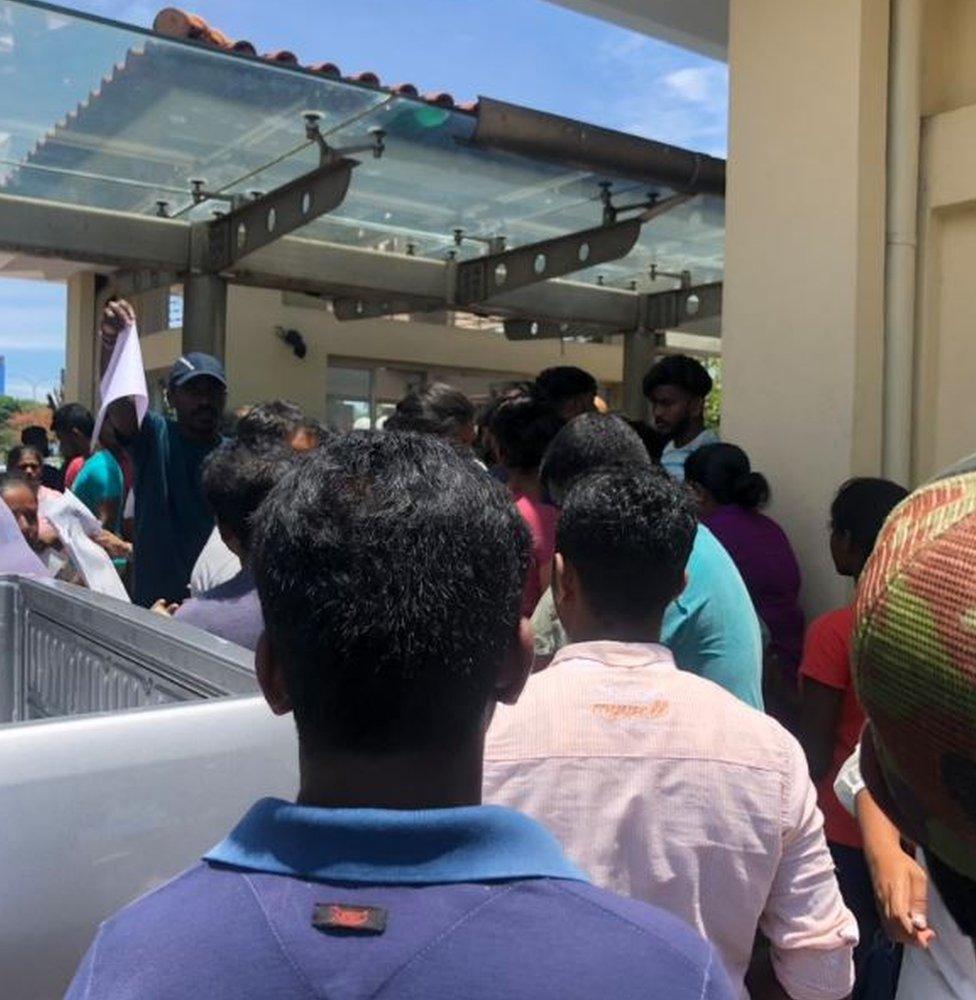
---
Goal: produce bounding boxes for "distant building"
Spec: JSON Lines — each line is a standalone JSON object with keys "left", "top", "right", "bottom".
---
{"left": 0, "top": 355, "right": 5, "bottom": 397}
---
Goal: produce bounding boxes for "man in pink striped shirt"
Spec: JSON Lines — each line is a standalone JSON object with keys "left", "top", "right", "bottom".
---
{"left": 485, "top": 467, "right": 856, "bottom": 1000}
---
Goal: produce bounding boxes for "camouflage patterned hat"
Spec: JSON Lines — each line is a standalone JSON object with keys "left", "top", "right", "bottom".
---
{"left": 853, "top": 471, "right": 976, "bottom": 880}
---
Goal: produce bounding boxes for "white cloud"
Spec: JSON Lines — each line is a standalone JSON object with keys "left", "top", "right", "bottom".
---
{"left": 664, "top": 67, "right": 723, "bottom": 105}
{"left": 592, "top": 29, "right": 729, "bottom": 157}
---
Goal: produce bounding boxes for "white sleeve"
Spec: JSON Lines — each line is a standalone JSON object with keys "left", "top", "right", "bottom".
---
{"left": 189, "top": 527, "right": 241, "bottom": 596}
{"left": 833, "top": 744, "right": 866, "bottom": 818}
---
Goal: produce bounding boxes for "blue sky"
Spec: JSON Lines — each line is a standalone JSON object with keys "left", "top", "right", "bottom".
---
{"left": 0, "top": 0, "right": 727, "bottom": 400}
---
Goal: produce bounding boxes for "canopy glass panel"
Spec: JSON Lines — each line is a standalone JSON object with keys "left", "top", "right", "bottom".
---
{"left": 0, "top": 0, "right": 723, "bottom": 292}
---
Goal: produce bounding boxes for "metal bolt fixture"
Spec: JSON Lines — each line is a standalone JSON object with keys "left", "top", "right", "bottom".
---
{"left": 190, "top": 178, "right": 207, "bottom": 203}
{"left": 368, "top": 127, "right": 386, "bottom": 158}
{"left": 154, "top": 200, "right": 170, "bottom": 218}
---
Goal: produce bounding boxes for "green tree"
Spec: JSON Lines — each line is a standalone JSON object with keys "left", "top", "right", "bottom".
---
{"left": 703, "top": 358, "right": 722, "bottom": 431}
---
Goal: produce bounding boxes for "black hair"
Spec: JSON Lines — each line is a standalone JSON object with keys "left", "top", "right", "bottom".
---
{"left": 251, "top": 431, "right": 530, "bottom": 755}
{"left": 489, "top": 395, "right": 564, "bottom": 473}
{"left": 235, "top": 400, "right": 306, "bottom": 449}
{"left": 202, "top": 442, "right": 295, "bottom": 551}
{"left": 384, "top": 383, "right": 475, "bottom": 442}
{"left": 540, "top": 413, "right": 653, "bottom": 505}
{"left": 642, "top": 354, "right": 713, "bottom": 400}
{"left": 51, "top": 404, "right": 95, "bottom": 440}
{"left": 6, "top": 445, "right": 43, "bottom": 470}
{"left": 20, "top": 425, "right": 51, "bottom": 455}
{"left": 624, "top": 419, "right": 666, "bottom": 463}
{"left": 685, "top": 442, "right": 770, "bottom": 510}
{"left": 558, "top": 468, "right": 697, "bottom": 623}
{"left": 535, "top": 366, "right": 598, "bottom": 405}
{"left": 831, "top": 478, "right": 909, "bottom": 554}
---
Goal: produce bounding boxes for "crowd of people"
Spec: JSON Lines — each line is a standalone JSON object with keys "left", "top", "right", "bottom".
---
{"left": 2, "top": 298, "right": 975, "bottom": 1000}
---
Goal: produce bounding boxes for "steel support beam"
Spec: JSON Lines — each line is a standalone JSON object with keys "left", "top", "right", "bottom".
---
{"left": 193, "top": 157, "right": 355, "bottom": 273}
{"left": 0, "top": 194, "right": 189, "bottom": 270}
{"left": 0, "top": 194, "right": 646, "bottom": 332}
{"left": 182, "top": 274, "right": 227, "bottom": 360}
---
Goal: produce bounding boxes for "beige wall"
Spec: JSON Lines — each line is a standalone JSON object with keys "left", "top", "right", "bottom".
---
{"left": 126, "top": 285, "right": 624, "bottom": 417}
{"left": 722, "top": 0, "right": 889, "bottom": 616}
{"left": 922, "top": 0, "right": 976, "bottom": 117}
{"left": 914, "top": 100, "right": 976, "bottom": 478}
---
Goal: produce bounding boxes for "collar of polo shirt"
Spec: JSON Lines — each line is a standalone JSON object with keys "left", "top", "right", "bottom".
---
{"left": 204, "top": 798, "right": 587, "bottom": 885}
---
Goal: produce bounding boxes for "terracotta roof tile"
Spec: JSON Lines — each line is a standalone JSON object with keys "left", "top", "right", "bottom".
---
{"left": 152, "top": 7, "right": 476, "bottom": 114}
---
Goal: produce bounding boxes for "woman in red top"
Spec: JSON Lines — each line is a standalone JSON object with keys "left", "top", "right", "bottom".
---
{"left": 489, "top": 395, "right": 563, "bottom": 616}
{"left": 799, "top": 477, "right": 908, "bottom": 983}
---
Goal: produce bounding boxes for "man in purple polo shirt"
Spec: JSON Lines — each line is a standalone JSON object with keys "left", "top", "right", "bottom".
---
{"left": 66, "top": 432, "right": 734, "bottom": 1000}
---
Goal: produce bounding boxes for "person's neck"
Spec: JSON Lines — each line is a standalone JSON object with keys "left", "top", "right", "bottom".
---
{"left": 507, "top": 469, "right": 541, "bottom": 499}
{"left": 567, "top": 618, "right": 663, "bottom": 646}
{"left": 297, "top": 737, "right": 485, "bottom": 810}
{"left": 673, "top": 421, "right": 704, "bottom": 448}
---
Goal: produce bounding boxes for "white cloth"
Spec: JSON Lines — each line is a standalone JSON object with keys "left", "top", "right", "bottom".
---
{"left": 189, "top": 527, "right": 241, "bottom": 597}
{"left": 38, "top": 490, "right": 129, "bottom": 602}
{"left": 835, "top": 747, "right": 976, "bottom": 999}
{"left": 93, "top": 320, "right": 148, "bottom": 442}
{"left": 0, "top": 499, "right": 50, "bottom": 576}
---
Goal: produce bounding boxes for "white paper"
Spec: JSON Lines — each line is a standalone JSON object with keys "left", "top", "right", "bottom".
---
{"left": 56, "top": 487, "right": 104, "bottom": 538}
{"left": 92, "top": 319, "right": 148, "bottom": 442}
{"left": 0, "top": 499, "right": 51, "bottom": 576}
{"left": 39, "top": 491, "right": 130, "bottom": 602}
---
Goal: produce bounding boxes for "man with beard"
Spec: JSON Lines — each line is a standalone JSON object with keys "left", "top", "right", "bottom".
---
{"left": 98, "top": 300, "right": 227, "bottom": 606}
{"left": 642, "top": 354, "right": 718, "bottom": 481}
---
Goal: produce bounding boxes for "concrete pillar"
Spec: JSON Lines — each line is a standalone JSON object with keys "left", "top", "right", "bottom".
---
{"left": 722, "top": 0, "right": 890, "bottom": 615}
{"left": 621, "top": 330, "right": 659, "bottom": 420}
{"left": 64, "top": 272, "right": 99, "bottom": 409}
{"left": 132, "top": 286, "right": 170, "bottom": 336}
{"left": 182, "top": 274, "right": 227, "bottom": 360}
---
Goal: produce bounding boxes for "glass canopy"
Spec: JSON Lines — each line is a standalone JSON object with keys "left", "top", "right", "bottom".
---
{"left": 0, "top": 0, "right": 723, "bottom": 293}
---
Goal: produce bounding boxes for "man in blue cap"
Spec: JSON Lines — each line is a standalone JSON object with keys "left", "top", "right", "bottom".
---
{"left": 99, "top": 299, "right": 227, "bottom": 606}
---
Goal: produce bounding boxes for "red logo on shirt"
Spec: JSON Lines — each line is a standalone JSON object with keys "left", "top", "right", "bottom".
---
{"left": 329, "top": 906, "right": 369, "bottom": 928}
{"left": 313, "top": 902, "right": 387, "bottom": 935}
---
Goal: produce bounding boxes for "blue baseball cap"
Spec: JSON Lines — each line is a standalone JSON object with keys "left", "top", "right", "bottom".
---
{"left": 168, "top": 352, "right": 227, "bottom": 389}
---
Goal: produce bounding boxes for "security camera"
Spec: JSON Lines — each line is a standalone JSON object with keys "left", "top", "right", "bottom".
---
{"left": 275, "top": 326, "right": 307, "bottom": 359}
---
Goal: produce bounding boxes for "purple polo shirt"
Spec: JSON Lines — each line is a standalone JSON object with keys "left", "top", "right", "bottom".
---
{"left": 66, "top": 798, "right": 734, "bottom": 1000}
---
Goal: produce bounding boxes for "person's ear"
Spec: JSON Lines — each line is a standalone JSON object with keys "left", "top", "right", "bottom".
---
{"left": 256, "top": 632, "right": 293, "bottom": 716}
{"left": 495, "top": 617, "right": 534, "bottom": 706}
{"left": 553, "top": 553, "right": 574, "bottom": 610}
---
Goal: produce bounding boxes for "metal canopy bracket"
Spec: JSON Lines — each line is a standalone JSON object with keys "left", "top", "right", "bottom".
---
{"left": 332, "top": 294, "right": 441, "bottom": 321}
{"left": 333, "top": 193, "right": 690, "bottom": 321}
{"left": 192, "top": 156, "right": 356, "bottom": 273}
{"left": 504, "top": 318, "right": 608, "bottom": 341}
{"left": 638, "top": 281, "right": 723, "bottom": 331}
{"left": 452, "top": 217, "right": 641, "bottom": 307}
